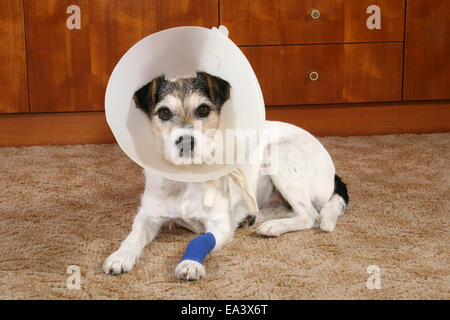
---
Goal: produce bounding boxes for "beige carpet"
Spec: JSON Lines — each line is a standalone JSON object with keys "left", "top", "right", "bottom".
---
{"left": 0, "top": 133, "right": 449, "bottom": 299}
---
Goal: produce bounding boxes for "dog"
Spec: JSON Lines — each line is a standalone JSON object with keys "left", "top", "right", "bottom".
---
{"left": 103, "top": 72, "right": 349, "bottom": 280}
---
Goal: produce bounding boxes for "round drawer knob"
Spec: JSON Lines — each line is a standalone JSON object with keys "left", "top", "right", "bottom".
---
{"left": 309, "top": 71, "right": 319, "bottom": 81}
{"left": 311, "top": 9, "right": 320, "bottom": 19}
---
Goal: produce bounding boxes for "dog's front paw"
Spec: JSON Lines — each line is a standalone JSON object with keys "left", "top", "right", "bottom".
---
{"left": 175, "top": 260, "right": 205, "bottom": 281}
{"left": 257, "top": 220, "right": 284, "bottom": 237}
{"left": 103, "top": 249, "right": 138, "bottom": 275}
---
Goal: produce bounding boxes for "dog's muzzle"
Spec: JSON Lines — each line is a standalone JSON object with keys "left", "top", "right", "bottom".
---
{"left": 175, "top": 135, "right": 195, "bottom": 157}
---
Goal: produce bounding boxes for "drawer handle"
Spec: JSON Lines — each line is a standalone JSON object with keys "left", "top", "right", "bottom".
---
{"left": 309, "top": 71, "right": 319, "bottom": 81}
{"left": 311, "top": 9, "right": 320, "bottom": 19}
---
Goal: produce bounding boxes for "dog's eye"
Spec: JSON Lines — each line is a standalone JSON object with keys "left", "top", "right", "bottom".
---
{"left": 156, "top": 107, "right": 173, "bottom": 121}
{"left": 195, "top": 104, "right": 210, "bottom": 118}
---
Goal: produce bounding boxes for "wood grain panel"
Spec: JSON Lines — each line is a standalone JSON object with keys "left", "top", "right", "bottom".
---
{"left": 1, "top": 102, "right": 449, "bottom": 146}
{"left": 221, "top": 0, "right": 405, "bottom": 45}
{"left": 403, "top": 0, "right": 450, "bottom": 100}
{"left": 0, "top": 0, "right": 28, "bottom": 113}
{"left": 242, "top": 43, "right": 403, "bottom": 105}
{"left": 24, "top": 0, "right": 218, "bottom": 113}
{"left": 0, "top": 112, "right": 115, "bottom": 146}
{"left": 266, "top": 102, "right": 450, "bottom": 136}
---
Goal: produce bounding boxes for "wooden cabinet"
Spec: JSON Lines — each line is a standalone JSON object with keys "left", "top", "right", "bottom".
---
{"left": 0, "top": 0, "right": 28, "bottom": 113}
{"left": 225, "top": 0, "right": 405, "bottom": 106}
{"left": 242, "top": 43, "right": 403, "bottom": 105}
{"left": 403, "top": 0, "right": 450, "bottom": 100}
{"left": 24, "top": 0, "right": 218, "bottom": 113}
{"left": 221, "top": 0, "right": 405, "bottom": 45}
{"left": 0, "top": 0, "right": 449, "bottom": 145}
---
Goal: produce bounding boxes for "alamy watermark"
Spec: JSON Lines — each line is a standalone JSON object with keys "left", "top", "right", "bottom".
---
{"left": 66, "top": 5, "right": 81, "bottom": 30}
{"left": 66, "top": 265, "right": 81, "bottom": 290}
{"left": 167, "top": 121, "right": 280, "bottom": 176}
{"left": 366, "top": 5, "right": 381, "bottom": 30}
{"left": 366, "top": 265, "right": 381, "bottom": 290}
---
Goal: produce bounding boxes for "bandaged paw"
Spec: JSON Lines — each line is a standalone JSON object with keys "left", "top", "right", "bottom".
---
{"left": 176, "top": 232, "right": 216, "bottom": 281}
{"left": 180, "top": 232, "right": 216, "bottom": 264}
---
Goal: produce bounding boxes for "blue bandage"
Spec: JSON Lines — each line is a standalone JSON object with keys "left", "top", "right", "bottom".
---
{"left": 180, "top": 232, "right": 216, "bottom": 265}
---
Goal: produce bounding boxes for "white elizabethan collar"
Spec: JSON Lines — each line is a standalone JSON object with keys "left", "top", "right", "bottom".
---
{"left": 105, "top": 25, "right": 265, "bottom": 183}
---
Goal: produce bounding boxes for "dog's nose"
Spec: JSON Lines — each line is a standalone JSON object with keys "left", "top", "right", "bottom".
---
{"left": 175, "top": 135, "right": 195, "bottom": 151}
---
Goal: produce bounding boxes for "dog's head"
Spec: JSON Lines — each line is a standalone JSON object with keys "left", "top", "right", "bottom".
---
{"left": 133, "top": 72, "right": 231, "bottom": 165}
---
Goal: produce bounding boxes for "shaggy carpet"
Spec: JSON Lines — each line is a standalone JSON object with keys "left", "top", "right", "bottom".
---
{"left": 0, "top": 133, "right": 448, "bottom": 299}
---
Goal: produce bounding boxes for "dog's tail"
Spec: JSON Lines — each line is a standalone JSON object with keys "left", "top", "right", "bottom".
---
{"left": 319, "top": 175, "right": 349, "bottom": 232}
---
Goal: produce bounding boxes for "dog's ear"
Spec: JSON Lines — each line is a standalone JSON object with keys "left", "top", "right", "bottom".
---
{"left": 197, "top": 72, "right": 231, "bottom": 110}
{"left": 133, "top": 75, "right": 165, "bottom": 117}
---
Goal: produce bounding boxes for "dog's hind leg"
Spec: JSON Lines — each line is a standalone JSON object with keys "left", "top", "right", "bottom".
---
{"left": 319, "top": 175, "right": 349, "bottom": 232}
{"left": 257, "top": 203, "right": 319, "bottom": 237}
{"left": 256, "top": 206, "right": 296, "bottom": 224}
{"left": 256, "top": 174, "right": 320, "bottom": 237}
{"left": 256, "top": 144, "right": 322, "bottom": 236}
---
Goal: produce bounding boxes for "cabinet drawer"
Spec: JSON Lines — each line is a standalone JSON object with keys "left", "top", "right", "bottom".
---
{"left": 222, "top": 0, "right": 405, "bottom": 45}
{"left": 242, "top": 43, "right": 403, "bottom": 105}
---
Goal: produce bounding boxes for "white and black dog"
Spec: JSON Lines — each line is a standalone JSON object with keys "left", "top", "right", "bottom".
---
{"left": 103, "top": 72, "right": 349, "bottom": 280}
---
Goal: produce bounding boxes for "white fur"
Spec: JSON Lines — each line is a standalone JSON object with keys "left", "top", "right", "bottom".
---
{"left": 103, "top": 121, "right": 345, "bottom": 280}
{"left": 319, "top": 194, "right": 346, "bottom": 232}
{"left": 153, "top": 92, "right": 218, "bottom": 165}
{"left": 175, "top": 260, "right": 205, "bottom": 280}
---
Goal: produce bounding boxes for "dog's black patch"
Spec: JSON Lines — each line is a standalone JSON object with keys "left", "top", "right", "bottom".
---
{"left": 133, "top": 75, "right": 166, "bottom": 117}
{"left": 195, "top": 72, "right": 231, "bottom": 110}
{"left": 334, "top": 174, "right": 349, "bottom": 205}
{"left": 238, "top": 214, "right": 256, "bottom": 228}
